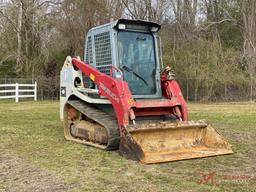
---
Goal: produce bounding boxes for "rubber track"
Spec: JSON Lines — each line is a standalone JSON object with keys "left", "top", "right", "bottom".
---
{"left": 67, "top": 100, "right": 120, "bottom": 150}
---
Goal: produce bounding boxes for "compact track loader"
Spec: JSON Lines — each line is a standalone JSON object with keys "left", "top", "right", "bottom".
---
{"left": 60, "top": 19, "right": 233, "bottom": 164}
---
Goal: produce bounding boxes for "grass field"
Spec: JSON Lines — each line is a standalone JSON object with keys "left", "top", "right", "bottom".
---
{"left": 0, "top": 101, "right": 256, "bottom": 192}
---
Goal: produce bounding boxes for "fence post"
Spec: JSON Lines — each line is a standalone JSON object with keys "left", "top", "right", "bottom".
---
{"left": 15, "top": 83, "right": 19, "bottom": 103}
{"left": 34, "top": 81, "right": 37, "bottom": 101}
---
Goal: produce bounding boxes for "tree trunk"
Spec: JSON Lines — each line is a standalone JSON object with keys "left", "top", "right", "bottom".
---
{"left": 16, "top": 0, "right": 23, "bottom": 72}
{"left": 241, "top": 0, "right": 256, "bottom": 101}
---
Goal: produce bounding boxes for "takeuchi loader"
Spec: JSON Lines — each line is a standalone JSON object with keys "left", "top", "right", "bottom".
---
{"left": 60, "top": 19, "right": 233, "bottom": 164}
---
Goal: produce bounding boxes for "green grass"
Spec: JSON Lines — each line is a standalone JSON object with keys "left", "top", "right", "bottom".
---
{"left": 1, "top": 101, "right": 256, "bottom": 192}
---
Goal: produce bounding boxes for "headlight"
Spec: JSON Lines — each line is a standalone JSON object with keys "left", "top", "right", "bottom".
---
{"left": 118, "top": 24, "right": 126, "bottom": 30}
{"left": 150, "top": 26, "right": 159, "bottom": 32}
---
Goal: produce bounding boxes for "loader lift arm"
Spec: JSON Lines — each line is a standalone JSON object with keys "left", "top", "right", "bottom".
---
{"left": 72, "top": 58, "right": 188, "bottom": 130}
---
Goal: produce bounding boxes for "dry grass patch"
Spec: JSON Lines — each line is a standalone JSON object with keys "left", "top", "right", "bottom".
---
{"left": 0, "top": 101, "right": 256, "bottom": 192}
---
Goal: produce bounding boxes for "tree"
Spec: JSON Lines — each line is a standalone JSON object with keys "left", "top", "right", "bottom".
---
{"left": 122, "top": 0, "right": 169, "bottom": 23}
{"left": 240, "top": 0, "right": 256, "bottom": 100}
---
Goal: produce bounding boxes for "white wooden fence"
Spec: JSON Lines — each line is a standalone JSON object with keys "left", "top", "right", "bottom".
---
{"left": 0, "top": 82, "right": 37, "bottom": 102}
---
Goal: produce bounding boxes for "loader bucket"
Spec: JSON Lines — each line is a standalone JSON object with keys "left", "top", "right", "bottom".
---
{"left": 119, "top": 120, "right": 233, "bottom": 164}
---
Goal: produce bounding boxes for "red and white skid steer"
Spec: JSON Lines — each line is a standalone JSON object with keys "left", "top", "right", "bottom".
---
{"left": 60, "top": 19, "right": 232, "bottom": 164}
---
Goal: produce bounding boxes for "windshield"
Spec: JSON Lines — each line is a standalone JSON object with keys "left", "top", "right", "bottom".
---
{"left": 117, "top": 31, "right": 157, "bottom": 95}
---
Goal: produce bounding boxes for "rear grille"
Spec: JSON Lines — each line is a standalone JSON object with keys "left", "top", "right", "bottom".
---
{"left": 85, "top": 36, "right": 93, "bottom": 65}
{"left": 94, "top": 32, "right": 112, "bottom": 75}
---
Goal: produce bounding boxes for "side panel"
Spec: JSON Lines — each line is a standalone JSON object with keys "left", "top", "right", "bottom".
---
{"left": 60, "top": 57, "right": 79, "bottom": 120}
{"left": 59, "top": 57, "right": 111, "bottom": 120}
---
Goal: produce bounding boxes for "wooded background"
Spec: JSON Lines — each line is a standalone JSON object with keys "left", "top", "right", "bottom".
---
{"left": 0, "top": 0, "right": 255, "bottom": 101}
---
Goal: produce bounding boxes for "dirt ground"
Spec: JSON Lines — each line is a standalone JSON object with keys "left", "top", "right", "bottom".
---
{"left": 0, "top": 152, "right": 73, "bottom": 192}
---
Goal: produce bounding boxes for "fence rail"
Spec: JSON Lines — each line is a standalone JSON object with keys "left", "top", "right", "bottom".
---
{"left": 0, "top": 82, "right": 37, "bottom": 102}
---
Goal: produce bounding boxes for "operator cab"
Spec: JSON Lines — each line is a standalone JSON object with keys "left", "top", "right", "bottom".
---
{"left": 84, "top": 19, "right": 162, "bottom": 99}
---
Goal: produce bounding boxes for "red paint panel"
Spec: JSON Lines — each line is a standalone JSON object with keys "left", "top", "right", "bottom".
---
{"left": 134, "top": 110, "right": 172, "bottom": 117}
{"left": 135, "top": 99, "right": 180, "bottom": 108}
{"left": 161, "top": 77, "right": 188, "bottom": 121}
